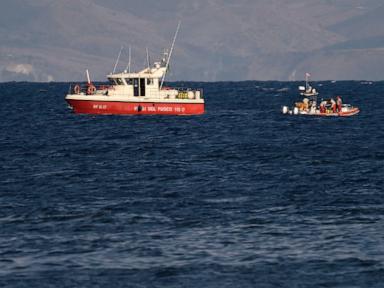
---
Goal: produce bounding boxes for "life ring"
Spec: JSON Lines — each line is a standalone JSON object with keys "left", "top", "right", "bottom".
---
{"left": 74, "top": 84, "right": 81, "bottom": 94}
{"left": 87, "top": 85, "right": 96, "bottom": 95}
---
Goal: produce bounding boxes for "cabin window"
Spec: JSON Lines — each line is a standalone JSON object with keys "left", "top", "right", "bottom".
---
{"left": 125, "top": 78, "right": 133, "bottom": 85}
{"left": 116, "top": 78, "right": 124, "bottom": 85}
{"left": 147, "top": 78, "right": 154, "bottom": 85}
{"left": 108, "top": 78, "right": 117, "bottom": 85}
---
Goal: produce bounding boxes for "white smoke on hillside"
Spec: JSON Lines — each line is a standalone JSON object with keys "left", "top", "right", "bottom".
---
{"left": 6, "top": 64, "right": 34, "bottom": 75}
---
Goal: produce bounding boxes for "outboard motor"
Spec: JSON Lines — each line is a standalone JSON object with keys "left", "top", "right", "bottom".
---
{"left": 282, "top": 106, "right": 289, "bottom": 114}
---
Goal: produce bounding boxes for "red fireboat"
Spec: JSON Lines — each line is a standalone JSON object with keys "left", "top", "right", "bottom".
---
{"left": 65, "top": 23, "right": 204, "bottom": 116}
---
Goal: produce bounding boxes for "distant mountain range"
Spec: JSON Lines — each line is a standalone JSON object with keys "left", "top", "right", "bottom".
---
{"left": 1, "top": 0, "right": 384, "bottom": 81}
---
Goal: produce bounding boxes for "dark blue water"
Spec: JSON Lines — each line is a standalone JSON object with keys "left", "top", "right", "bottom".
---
{"left": 1, "top": 81, "right": 383, "bottom": 287}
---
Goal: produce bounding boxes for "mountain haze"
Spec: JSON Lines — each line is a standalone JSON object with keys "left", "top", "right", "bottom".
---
{"left": 1, "top": 0, "right": 384, "bottom": 81}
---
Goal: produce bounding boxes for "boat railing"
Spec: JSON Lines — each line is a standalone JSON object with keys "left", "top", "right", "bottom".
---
{"left": 160, "top": 86, "right": 203, "bottom": 99}
{"left": 175, "top": 88, "right": 204, "bottom": 100}
{"left": 69, "top": 83, "right": 114, "bottom": 95}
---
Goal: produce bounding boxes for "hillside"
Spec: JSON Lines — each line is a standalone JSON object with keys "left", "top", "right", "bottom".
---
{"left": 1, "top": 0, "right": 384, "bottom": 81}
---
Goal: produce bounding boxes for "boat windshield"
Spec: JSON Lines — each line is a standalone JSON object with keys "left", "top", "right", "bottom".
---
{"left": 125, "top": 78, "right": 133, "bottom": 85}
{"left": 108, "top": 78, "right": 124, "bottom": 85}
{"left": 115, "top": 78, "right": 124, "bottom": 85}
{"left": 108, "top": 78, "right": 117, "bottom": 85}
{"left": 147, "top": 78, "right": 154, "bottom": 85}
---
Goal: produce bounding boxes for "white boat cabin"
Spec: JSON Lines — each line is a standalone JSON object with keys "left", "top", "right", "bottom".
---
{"left": 91, "top": 60, "right": 202, "bottom": 101}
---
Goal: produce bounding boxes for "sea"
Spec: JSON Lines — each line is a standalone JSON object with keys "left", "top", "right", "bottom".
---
{"left": 0, "top": 81, "right": 383, "bottom": 287}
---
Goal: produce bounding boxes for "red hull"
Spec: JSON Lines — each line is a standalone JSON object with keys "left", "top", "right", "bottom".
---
{"left": 66, "top": 99, "right": 204, "bottom": 115}
{"left": 316, "top": 107, "right": 360, "bottom": 117}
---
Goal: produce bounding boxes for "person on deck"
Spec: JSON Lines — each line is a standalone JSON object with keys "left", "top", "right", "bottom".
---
{"left": 330, "top": 99, "right": 337, "bottom": 113}
{"left": 319, "top": 100, "right": 327, "bottom": 113}
{"left": 336, "top": 96, "right": 343, "bottom": 112}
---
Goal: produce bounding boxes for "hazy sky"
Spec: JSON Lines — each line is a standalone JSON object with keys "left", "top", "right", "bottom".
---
{"left": 1, "top": 0, "right": 384, "bottom": 81}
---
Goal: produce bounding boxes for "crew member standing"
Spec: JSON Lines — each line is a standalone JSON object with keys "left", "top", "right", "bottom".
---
{"left": 320, "top": 100, "right": 327, "bottom": 113}
{"left": 336, "top": 96, "right": 343, "bottom": 112}
{"left": 331, "top": 98, "right": 337, "bottom": 113}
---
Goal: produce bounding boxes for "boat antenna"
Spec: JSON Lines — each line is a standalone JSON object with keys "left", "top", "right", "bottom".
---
{"left": 160, "top": 21, "right": 181, "bottom": 90}
{"left": 113, "top": 45, "right": 124, "bottom": 74}
{"left": 305, "top": 72, "right": 310, "bottom": 91}
{"left": 146, "top": 47, "right": 151, "bottom": 71}
{"left": 86, "top": 69, "right": 91, "bottom": 85}
{"left": 125, "top": 46, "right": 132, "bottom": 73}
